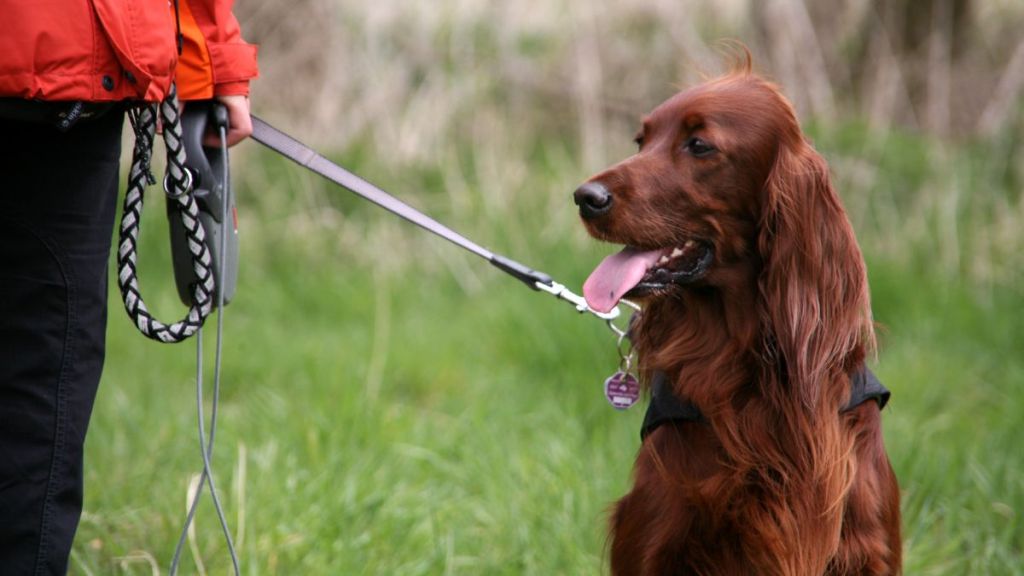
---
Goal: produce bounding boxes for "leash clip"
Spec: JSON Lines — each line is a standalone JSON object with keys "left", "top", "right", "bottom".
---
{"left": 534, "top": 280, "right": 639, "bottom": 323}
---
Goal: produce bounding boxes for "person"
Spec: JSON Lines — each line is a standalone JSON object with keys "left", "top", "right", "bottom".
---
{"left": 0, "top": 1, "right": 258, "bottom": 573}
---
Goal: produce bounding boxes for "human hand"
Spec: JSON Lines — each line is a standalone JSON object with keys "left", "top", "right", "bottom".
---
{"left": 203, "top": 94, "right": 253, "bottom": 148}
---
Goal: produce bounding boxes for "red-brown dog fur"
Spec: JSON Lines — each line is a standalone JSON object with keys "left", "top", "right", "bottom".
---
{"left": 578, "top": 56, "right": 901, "bottom": 575}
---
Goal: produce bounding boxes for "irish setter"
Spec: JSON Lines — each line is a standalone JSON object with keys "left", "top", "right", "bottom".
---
{"left": 575, "top": 59, "right": 901, "bottom": 575}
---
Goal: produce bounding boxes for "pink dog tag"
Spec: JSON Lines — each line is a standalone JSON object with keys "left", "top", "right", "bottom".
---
{"left": 604, "top": 371, "right": 640, "bottom": 410}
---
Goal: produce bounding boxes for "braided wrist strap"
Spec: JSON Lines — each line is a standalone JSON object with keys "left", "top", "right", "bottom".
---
{"left": 118, "top": 84, "right": 214, "bottom": 343}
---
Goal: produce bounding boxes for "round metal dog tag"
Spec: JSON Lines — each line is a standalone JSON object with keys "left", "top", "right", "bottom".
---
{"left": 604, "top": 371, "right": 640, "bottom": 410}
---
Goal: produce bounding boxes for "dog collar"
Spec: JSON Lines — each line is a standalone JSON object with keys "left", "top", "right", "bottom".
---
{"left": 640, "top": 367, "right": 890, "bottom": 440}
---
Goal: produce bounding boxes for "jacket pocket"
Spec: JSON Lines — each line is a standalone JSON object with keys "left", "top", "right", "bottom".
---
{"left": 91, "top": 0, "right": 177, "bottom": 100}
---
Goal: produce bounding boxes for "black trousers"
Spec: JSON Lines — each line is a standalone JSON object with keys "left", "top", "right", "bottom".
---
{"left": 0, "top": 111, "right": 123, "bottom": 575}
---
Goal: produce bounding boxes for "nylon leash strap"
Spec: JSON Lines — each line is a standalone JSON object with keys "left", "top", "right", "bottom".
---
{"left": 249, "top": 115, "right": 629, "bottom": 327}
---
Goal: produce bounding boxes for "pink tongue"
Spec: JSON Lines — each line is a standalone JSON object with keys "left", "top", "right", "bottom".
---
{"left": 583, "top": 247, "right": 663, "bottom": 313}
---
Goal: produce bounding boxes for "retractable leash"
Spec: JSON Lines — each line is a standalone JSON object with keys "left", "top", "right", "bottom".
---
{"left": 118, "top": 88, "right": 241, "bottom": 575}
{"left": 166, "top": 101, "right": 241, "bottom": 576}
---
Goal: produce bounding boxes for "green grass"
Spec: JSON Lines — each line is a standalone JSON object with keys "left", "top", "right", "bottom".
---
{"left": 70, "top": 126, "right": 1023, "bottom": 575}
{"left": 871, "top": 261, "right": 1024, "bottom": 575}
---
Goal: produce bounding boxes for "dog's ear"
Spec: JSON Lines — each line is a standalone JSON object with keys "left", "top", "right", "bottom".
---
{"left": 757, "top": 141, "right": 874, "bottom": 410}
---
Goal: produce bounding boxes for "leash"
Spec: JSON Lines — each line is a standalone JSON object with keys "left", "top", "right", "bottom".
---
{"left": 117, "top": 106, "right": 642, "bottom": 571}
{"left": 119, "top": 88, "right": 241, "bottom": 575}
{"left": 249, "top": 116, "right": 630, "bottom": 324}
{"left": 120, "top": 85, "right": 216, "bottom": 343}
{"left": 249, "top": 116, "right": 642, "bottom": 408}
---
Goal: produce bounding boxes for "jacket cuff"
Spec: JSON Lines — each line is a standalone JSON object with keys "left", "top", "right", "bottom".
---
{"left": 213, "top": 81, "right": 250, "bottom": 97}
{"left": 209, "top": 42, "right": 259, "bottom": 88}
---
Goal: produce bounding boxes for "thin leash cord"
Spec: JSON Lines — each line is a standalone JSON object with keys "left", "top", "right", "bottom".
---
{"left": 169, "top": 122, "right": 240, "bottom": 575}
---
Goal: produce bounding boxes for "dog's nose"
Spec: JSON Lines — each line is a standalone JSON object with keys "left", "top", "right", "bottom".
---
{"left": 574, "top": 181, "right": 612, "bottom": 219}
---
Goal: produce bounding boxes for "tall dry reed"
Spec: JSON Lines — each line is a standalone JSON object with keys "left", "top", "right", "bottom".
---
{"left": 234, "top": 0, "right": 1024, "bottom": 293}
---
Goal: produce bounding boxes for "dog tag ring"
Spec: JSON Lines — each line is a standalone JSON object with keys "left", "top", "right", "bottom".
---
{"left": 604, "top": 371, "right": 640, "bottom": 409}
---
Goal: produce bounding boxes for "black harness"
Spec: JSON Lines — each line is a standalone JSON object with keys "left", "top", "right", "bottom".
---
{"left": 640, "top": 368, "right": 890, "bottom": 440}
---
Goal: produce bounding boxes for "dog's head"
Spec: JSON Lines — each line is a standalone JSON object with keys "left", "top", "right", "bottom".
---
{"left": 577, "top": 67, "right": 874, "bottom": 404}
{"left": 576, "top": 71, "right": 803, "bottom": 313}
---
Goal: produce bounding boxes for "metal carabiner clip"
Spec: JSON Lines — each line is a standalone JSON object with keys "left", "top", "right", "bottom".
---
{"left": 604, "top": 299, "right": 640, "bottom": 344}
{"left": 533, "top": 279, "right": 640, "bottom": 340}
{"left": 534, "top": 280, "right": 625, "bottom": 320}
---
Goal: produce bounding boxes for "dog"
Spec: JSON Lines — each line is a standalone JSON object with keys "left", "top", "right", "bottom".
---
{"left": 575, "top": 56, "right": 901, "bottom": 575}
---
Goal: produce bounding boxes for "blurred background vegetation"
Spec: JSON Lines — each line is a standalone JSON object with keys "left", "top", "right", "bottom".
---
{"left": 238, "top": 0, "right": 1024, "bottom": 292}
{"left": 75, "top": 0, "right": 1022, "bottom": 574}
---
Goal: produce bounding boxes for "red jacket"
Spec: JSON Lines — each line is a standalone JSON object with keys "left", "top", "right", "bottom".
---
{"left": 0, "top": 0, "right": 258, "bottom": 102}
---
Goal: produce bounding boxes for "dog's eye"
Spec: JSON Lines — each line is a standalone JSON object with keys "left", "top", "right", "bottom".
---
{"left": 685, "top": 137, "right": 715, "bottom": 158}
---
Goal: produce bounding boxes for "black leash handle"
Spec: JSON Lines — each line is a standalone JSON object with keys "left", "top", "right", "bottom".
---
{"left": 168, "top": 101, "right": 239, "bottom": 307}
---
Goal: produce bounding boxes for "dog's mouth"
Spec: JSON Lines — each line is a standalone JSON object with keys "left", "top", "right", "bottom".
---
{"left": 583, "top": 240, "right": 713, "bottom": 313}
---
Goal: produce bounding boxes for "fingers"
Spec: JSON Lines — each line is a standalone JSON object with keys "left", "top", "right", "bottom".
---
{"left": 202, "top": 94, "right": 253, "bottom": 148}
